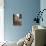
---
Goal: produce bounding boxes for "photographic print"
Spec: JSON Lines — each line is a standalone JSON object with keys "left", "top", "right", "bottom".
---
{"left": 13, "top": 14, "right": 22, "bottom": 26}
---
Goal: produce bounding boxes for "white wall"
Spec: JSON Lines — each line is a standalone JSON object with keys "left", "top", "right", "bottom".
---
{"left": 0, "top": 0, "right": 4, "bottom": 42}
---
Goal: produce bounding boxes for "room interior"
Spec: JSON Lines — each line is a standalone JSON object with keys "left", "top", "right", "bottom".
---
{"left": 0, "top": 0, "right": 46, "bottom": 46}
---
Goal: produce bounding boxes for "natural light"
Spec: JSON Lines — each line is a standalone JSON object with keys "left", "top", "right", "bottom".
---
{"left": 0, "top": 0, "right": 4, "bottom": 43}
{"left": 0, "top": 8, "right": 4, "bottom": 42}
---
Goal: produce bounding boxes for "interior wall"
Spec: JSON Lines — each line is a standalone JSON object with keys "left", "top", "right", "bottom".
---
{"left": 4, "top": 0, "right": 40, "bottom": 42}
{"left": 40, "top": 0, "right": 46, "bottom": 27}
{"left": 0, "top": 0, "right": 4, "bottom": 42}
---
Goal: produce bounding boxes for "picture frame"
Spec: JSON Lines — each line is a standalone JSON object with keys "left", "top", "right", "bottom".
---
{"left": 13, "top": 14, "right": 22, "bottom": 26}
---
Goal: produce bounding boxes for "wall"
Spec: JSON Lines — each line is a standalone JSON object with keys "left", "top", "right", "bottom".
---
{"left": 0, "top": 0, "right": 4, "bottom": 42}
{"left": 40, "top": 0, "right": 46, "bottom": 27}
{"left": 4, "top": 0, "right": 40, "bottom": 42}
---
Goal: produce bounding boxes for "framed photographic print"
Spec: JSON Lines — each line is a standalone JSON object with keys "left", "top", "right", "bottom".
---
{"left": 13, "top": 13, "right": 22, "bottom": 26}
